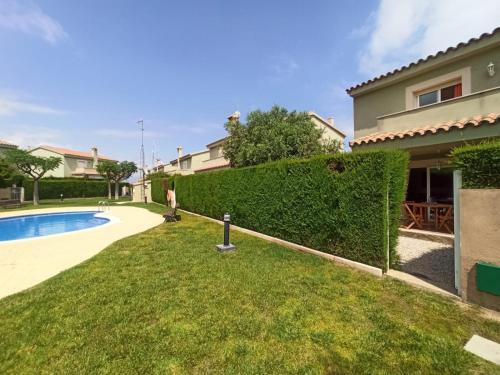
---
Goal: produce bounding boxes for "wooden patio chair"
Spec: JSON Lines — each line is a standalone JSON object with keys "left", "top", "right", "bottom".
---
{"left": 403, "top": 202, "right": 425, "bottom": 229}
{"left": 437, "top": 206, "right": 454, "bottom": 233}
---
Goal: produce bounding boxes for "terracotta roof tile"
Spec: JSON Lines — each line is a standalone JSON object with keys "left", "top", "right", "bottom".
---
{"left": 36, "top": 145, "right": 116, "bottom": 160}
{"left": 350, "top": 113, "right": 500, "bottom": 147}
{"left": 346, "top": 27, "right": 500, "bottom": 94}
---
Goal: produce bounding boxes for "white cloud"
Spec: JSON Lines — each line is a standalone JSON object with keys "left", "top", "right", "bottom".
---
{"left": 358, "top": 0, "right": 500, "bottom": 77}
{"left": 0, "top": 124, "right": 64, "bottom": 148}
{"left": 0, "top": 0, "right": 67, "bottom": 44}
{"left": 0, "top": 96, "right": 66, "bottom": 116}
{"left": 266, "top": 55, "right": 299, "bottom": 80}
{"left": 272, "top": 59, "right": 298, "bottom": 76}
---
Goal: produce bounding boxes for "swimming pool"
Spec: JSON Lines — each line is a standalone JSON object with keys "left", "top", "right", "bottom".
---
{"left": 0, "top": 211, "right": 110, "bottom": 242}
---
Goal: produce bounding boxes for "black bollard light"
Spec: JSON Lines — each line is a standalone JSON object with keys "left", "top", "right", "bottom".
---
{"left": 60, "top": 194, "right": 64, "bottom": 202}
{"left": 216, "top": 213, "right": 236, "bottom": 252}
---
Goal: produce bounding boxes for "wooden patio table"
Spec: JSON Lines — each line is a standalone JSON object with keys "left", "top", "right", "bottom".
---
{"left": 403, "top": 202, "right": 454, "bottom": 233}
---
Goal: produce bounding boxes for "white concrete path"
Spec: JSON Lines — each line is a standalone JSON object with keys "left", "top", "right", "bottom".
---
{"left": 0, "top": 206, "right": 163, "bottom": 299}
{"left": 464, "top": 335, "right": 500, "bottom": 365}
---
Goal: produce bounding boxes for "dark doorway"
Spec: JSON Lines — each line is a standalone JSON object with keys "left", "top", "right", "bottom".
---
{"left": 406, "top": 168, "right": 426, "bottom": 202}
{"left": 430, "top": 167, "right": 453, "bottom": 204}
{"left": 406, "top": 167, "right": 454, "bottom": 203}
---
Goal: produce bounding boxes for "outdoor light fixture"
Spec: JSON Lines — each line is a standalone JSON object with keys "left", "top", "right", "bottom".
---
{"left": 216, "top": 213, "right": 236, "bottom": 252}
{"left": 487, "top": 62, "right": 495, "bottom": 77}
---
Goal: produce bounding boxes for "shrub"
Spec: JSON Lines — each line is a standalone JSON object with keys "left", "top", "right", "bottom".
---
{"left": 175, "top": 150, "right": 408, "bottom": 270}
{"left": 0, "top": 174, "right": 24, "bottom": 188}
{"left": 23, "top": 179, "right": 128, "bottom": 200}
{"left": 451, "top": 139, "right": 500, "bottom": 188}
{"left": 151, "top": 178, "right": 166, "bottom": 205}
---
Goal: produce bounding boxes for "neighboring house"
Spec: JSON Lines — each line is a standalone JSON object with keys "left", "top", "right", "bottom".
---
{"left": 164, "top": 147, "right": 211, "bottom": 176}
{"left": 29, "top": 145, "right": 116, "bottom": 179}
{"left": 308, "top": 112, "right": 346, "bottom": 149}
{"left": 0, "top": 139, "right": 18, "bottom": 155}
{"left": 195, "top": 137, "right": 230, "bottom": 173}
{"left": 164, "top": 110, "right": 346, "bottom": 175}
{"left": 347, "top": 28, "right": 500, "bottom": 205}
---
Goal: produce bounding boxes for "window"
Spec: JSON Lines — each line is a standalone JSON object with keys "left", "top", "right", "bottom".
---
{"left": 180, "top": 158, "right": 191, "bottom": 170}
{"left": 209, "top": 145, "right": 222, "bottom": 160}
{"left": 417, "top": 82, "right": 462, "bottom": 107}
{"left": 77, "top": 159, "right": 88, "bottom": 168}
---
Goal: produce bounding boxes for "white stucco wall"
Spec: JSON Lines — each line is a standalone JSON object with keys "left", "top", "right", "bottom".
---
{"left": 310, "top": 117, "right": 345, "bottom": 149}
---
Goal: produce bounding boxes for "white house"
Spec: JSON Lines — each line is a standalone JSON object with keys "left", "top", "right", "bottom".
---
{"left": 29, "top": 146, "right": 116, "bottom": 179}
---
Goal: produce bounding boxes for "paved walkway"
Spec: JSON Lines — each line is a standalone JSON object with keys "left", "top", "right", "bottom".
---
{"left": 397, "top": 235, "right": 456, "bottom": 294}
{"left": 0, "top": 206, "right": 163, "bottom": 299}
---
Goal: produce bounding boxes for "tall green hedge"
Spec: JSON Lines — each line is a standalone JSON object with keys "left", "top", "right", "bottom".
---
{"left": 151, "top": 176, "right": 176, "bottom": 205}
{"left": 174, "top": 150, "right": 408, "bottom": 270}
{"left": 151, "top": 178, "right": 166, "bottom": 205}
{"left": 23, "top": 179, "right": 127, "bottom": 200}
{"left": 451, "top": 140, "right": 500, "bottom": 188}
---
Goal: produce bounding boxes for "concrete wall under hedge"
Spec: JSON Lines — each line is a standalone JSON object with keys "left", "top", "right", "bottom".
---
{"left": 173, "top": 150, "right": 408, "bottom": 270}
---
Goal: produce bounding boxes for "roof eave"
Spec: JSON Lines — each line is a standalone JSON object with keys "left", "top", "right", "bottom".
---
{"left": 346, "top": 27, "right": 500, "bottom": 96}
{"left": 206, "top": 137, "right": 227, "bottom": 148}
{"left": 308, "top": 112, "right": 347, "bottom": 138}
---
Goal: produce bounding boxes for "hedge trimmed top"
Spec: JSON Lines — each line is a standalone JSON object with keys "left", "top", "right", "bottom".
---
{"left": 452, "top": 139, "right": 500, "bottom": 188}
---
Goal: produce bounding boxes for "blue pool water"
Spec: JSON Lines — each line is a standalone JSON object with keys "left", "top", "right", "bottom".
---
{"left": 0, "top": 211, "right": 109, "bottom": 242}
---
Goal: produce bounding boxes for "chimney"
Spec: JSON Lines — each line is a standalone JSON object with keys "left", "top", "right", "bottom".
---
{"left": 176, "top": 146, "right": 183, "bottom": 167}
{"left": 327, "top": 117, "right": 335, "bottom": 127}
{"left": 91, "top": 147, "right": 98, "bottom": 168}
{"left": 227, "top": 111, "right": 241, "bottom": 121}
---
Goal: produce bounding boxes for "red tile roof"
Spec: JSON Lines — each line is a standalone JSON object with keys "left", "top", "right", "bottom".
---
{"left": 36, "top": 145, "right": 116, "bottom": 160}
{"left": 350, "top": 113, "right": 500, "bottom": 147}
{"left": 346, "top": 27, "right": 500, "bottom": 94}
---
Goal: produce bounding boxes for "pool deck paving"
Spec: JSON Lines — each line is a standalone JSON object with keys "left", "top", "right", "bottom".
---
{"left": 0, "top": 206, "right": 164, "bottom": 299}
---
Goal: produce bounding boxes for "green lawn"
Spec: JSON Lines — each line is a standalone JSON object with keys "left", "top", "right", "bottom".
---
{"left": 1, "top": 209, "right": 499, "bottom": 373}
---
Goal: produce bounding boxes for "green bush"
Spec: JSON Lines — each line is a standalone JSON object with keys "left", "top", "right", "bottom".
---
{"left": 151, "top": 178, "right": 166, "bottom": 205}
{"left": 0, "top": 175, "right": 24, "bottom": 188}
{"left": 23, "top": 179, "right": 128, "bottom": 200}
{"left": 175, "top": 150, "right": 408, "bottom": 270}
{"left": 451, "top": 140, "right": 500, "bottom": 188}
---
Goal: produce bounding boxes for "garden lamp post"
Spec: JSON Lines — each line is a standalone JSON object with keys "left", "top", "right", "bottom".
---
{"left": 216, "top": 213, "right": 236, "bottom": 252}
{"left": 137, "top": 119, "right": 147, "bottom": 204}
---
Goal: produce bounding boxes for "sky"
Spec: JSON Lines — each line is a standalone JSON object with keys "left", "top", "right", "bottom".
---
{"left": 1, "top": 0, "right": 499, "bottom": 168}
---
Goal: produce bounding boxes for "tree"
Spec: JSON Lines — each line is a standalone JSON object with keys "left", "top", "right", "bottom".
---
{"left": 5, "top": 149, "right": 61, "bottom": 205}
{"left": 110, "top": 161, "right": 137, "bottom": 200}
{"left": 223, "top": 106, "right": 331, "bottom": 167}
{"left": 320, "top": 138, "right": 343, "bottom": 154}
{"left": 96, "top": 160, "right": 119, "bottom": 200}
{"left": 0, "top": 157, "right": 14, "bottom": 185}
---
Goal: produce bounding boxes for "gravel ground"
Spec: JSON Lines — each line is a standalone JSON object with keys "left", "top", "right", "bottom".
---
{"left": 397, "top": 236, "right": 456, "bottom": 294}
